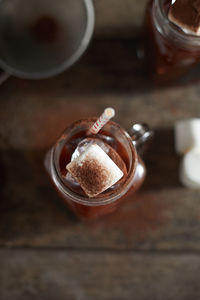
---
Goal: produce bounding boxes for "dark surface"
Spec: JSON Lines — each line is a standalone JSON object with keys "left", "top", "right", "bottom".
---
{"left": 1, "top": 39, "right": 200, "bottom": 299}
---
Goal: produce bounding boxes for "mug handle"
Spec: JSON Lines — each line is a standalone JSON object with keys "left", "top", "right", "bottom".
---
{"left": 0, "top": 71, "right": 10, "bottom": 85}
{"left": 130, "top": 123, "right": 154, "bottom": 149}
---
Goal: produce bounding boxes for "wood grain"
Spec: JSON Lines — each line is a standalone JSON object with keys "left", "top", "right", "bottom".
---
{"left": 95, "top": 0, "right": 148, "bottom": 37}
{"left": 1, "top": 249, "right": 200, "bottom": 300}
{"left": 0, "top": 40, "right": 200, "bottom": 251}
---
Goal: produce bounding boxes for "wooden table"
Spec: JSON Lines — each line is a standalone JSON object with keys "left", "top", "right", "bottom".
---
{"left": 1, "top": 39, "right": 200, "bottom": 300}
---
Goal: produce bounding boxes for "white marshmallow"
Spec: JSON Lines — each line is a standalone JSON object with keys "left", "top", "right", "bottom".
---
{"left": 71, "top": 138, "right": 109, "bottom": 161}
{"left": 175, "top": 119, "right": 200, "bottom": 189}
{"left": 174, "top": 119, "right": 200, "bottom": 154}
{"left": 182, "top": 27, "right": 200, "bottom": 36}
{"left": 180, "top": 149, "right": 200, "bottom": 189}
{"left": 66, "top": 144, "right": 123, "bottom": 197}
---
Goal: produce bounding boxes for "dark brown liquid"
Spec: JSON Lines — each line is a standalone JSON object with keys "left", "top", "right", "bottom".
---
{"left": 30, "top": 15, "right": 59, "bottom": 43}
{"left": 144, "top": 0, "right": 200, "bottom": 84}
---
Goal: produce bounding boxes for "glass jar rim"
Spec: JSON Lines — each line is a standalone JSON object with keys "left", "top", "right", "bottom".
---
{"left": 52, "top": 118, "right": 138, "bottom": 206}
{"left": 154, "top": 0, "right": 200, "bottom": 47}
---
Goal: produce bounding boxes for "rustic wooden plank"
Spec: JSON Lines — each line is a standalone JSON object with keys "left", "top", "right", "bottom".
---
{"left": 0, "top": 249, "right": 200, "bottom": 300}
{"left": 0, "top": 40, "right": 200, "bottom": 250}
{"left": 95, "top": 0, "right": 148, "bottom": 37}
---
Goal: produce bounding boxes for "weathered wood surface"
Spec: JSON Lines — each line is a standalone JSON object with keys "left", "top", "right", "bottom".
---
{"left": 1, "top": 249, "right": 200, "bottom": 300}
{"left": 95, "top": 0, "right": 148, "bottom": 37}
{"left": 1, "top": 38, "right": 200, "bottom": 299}
{"left": 1, "top": 40, "right": 200, "bottom": 251}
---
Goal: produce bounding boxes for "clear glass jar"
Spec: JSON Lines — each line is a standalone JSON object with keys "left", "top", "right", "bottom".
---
{"left": 143, "top": 0, "right": 200, "bottom": 84}
{"left": 44, "top": 118, "right": 152, "bottom": 220}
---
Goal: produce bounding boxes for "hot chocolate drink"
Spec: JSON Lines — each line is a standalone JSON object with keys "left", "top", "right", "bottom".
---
{"left": 45, "top": 117, "right": 149, "bottom": 219}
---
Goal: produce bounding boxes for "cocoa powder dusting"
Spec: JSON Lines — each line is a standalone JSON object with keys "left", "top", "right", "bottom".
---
{"left": 108, "top": 147, "right": 127, "bottom": 176}
{"left": 71, "top": 159, "right": 110, "bottom": 197}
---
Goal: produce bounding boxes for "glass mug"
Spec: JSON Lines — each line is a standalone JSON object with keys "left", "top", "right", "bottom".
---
{"left": 0, "top": 0, "right": 95, "bottom": 83}
{"left": 143, "top": 0, "right": 200, "bottom": 84}
{"left": 44, "top": 118, "right": 153, "bottom": 220}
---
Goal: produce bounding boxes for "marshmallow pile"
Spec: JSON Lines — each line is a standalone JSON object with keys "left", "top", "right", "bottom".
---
{"left": 67, "top": 143, "right": 124, "bottom": 197}
{"left": 175, "top": 119, "right": 200, "bottom": 189}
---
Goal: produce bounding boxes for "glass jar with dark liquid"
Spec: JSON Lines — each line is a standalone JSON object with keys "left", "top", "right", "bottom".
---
{"left": 144, "top": 0, "right": 200, "bottom": 84}
{"left": 44, "top": 118, "right": 152, "bottom": 220}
